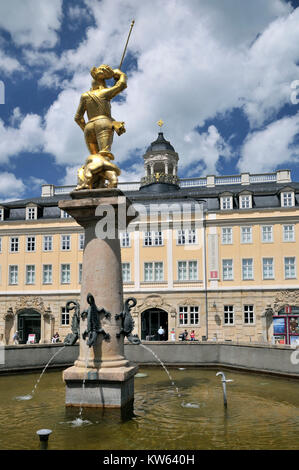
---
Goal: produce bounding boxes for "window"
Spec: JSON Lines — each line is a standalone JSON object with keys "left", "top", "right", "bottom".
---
{"left": 9, "top": 265, "right": 18, "bottom": 285}
{"left": 144, "top": 231, "right": 163, "bottom": 246}
{"left": 61, "top": 210, "right": 72, "bottom": 219}
{"left": 43, "top": 235, "right": 53, "bottom": 251}
{"left": 239, "top": 194, "right": 252, "bottom": 209}
{"left": 10, "top": 237, "right": 19, "bottom": 253}
{"left": 244, "top": 305, "right": 254, "bottom": 324}
{"left": 26, "top": 265, "right": 35, "bottom": 284}
{"left": 61, "top": 306, "right": 69, "bottom": 326}
{"left": 242, "top": 258, "right": 253, "bottom": 280}
{"left": 26, "top": 236, "right": 36, "bottom": 252}
{"left": 221, "top": 227, "right": 233, "bottom": 244}
{"left": 283, "top": 225, "right": 295, "bottom": 242}
{"left": 177, "top": 229, "right": 196, "bottom": 245}
{"left": 222, "top": 259, "right": 233, "bottom": 280}
{"left": 241, "top": 226, "right": 252, "bottom": 244}
{"left": 122, "top": 263, "right": 131, "bottom": 282}
{"left": 0, "top": 208, "right": 4, "bottom": 221}
{"left": 224, "top": 305, "right": 234, "bottom": 325}
{"left": 284, "top": 257, "right": 296, "bottom": 279}
{"left": 179, "top": 306, "right": 199, "bottom": 326}
{"left": 120, "top": 232, "right": 130, "bottom": 248}
{"left": 144, "top": 232, "right": 152, "bottom": 246}
{"left": 281, "top": 191, "right": 294, "bottom": 208}
{"left": 178, "top": 261, "right": 198, "bottom": 281}
{"left": 144, "top": 262, "right": 164, "bottom": 281}
{"left": 190, "top": 306, "right": 199, "bottom": 325}
{"left": 262, "top": 225, "right": 273, "bottom": 243}
{"left": 78, "top": 263, "right": 82, "bottom": 284}
{"left": 61, "top": 235, "right": 71, "bottom": 251}
{"left": 179, "top": 306, "right": 188, "bottom": 325}
{"left": 78, "top": 234, "right": 85, "bottom": 250}
{"left": 61, "top": 264, "right": 71, "bottom": 284}
{"left": 43, "top": 264, "right": 52, "bottom": 284}
{"left": 263, "top": 258, "right": 274, "bottom": 280}
{"left": 26, "top": 206, "right": 37, "bottom": 220}
{"left": 221, "top": 196, "right": 232, "bottom": 210}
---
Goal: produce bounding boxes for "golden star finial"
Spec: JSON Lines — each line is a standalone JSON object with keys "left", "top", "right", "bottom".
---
{"left": 157, "top": 119, "right": 164, "bottom": 128}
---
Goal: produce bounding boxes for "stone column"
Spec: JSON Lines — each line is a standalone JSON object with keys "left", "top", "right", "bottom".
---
{"left": 59, "top": 189, "right": 139, "bottom": 408}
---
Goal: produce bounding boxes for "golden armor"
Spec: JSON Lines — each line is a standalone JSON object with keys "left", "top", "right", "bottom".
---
{"left": 74, "top": 64, "right": 127, "bottom": 190}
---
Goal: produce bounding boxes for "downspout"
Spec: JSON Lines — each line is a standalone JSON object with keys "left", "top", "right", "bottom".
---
{"left": 202, "top": 205, "right": 208, "bottom": 340}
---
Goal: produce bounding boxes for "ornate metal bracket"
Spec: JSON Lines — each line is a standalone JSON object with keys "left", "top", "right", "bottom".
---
{"left": 64, "top": 300, "right": 81, "bottom": 346}
{"left": 115, "top": 297, "right": 141, "bottom": 345}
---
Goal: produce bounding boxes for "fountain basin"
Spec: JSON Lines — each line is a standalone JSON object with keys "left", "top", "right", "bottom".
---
{"left": 2, "top": 367, "right": 299, "bottom": 450}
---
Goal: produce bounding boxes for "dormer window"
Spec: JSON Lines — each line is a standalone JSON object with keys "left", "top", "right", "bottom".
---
{"left": 281, "top": 191, "right": 295, "bottom": 208}
{"left": 220, "top": 195, "right": 233, "bottom": 210}
{"left": 239, "top": 194, "right": 252, "bottom": 209}
{"left": 26, "top": 206, "right": 37, "bottom": 220}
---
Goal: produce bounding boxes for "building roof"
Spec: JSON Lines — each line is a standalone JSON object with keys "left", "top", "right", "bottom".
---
{"left": 146, "top": 132, "right": 175, "bottom": 153}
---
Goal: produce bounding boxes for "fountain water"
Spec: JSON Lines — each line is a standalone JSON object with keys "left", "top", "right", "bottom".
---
{"left": 15, "top": 346, "right": 66, "bottom": 401}
{"left": 77, "top": 349, "right": 91, "bottom": 425}
{"left": 140, "top": 344, "right": 181, "bottom": 397}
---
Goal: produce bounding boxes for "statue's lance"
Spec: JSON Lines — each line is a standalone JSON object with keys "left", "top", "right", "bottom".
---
{"left": 119, "top": 19, "right": 135, "bottom": 70}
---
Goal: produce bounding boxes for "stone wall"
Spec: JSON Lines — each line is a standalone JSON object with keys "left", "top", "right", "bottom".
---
{"left": 1, "top": 342, "right": 299, "bottom": 378}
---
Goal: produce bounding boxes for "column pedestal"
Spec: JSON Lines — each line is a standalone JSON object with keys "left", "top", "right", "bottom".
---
{"left": 59, "top": 189, "right": 138, "bottom": 408}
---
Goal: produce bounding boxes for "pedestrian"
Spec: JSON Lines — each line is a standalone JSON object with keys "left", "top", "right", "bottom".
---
{"left": 183, "top": 329, "right": 188, "bottom": 341}
{"left": 190, "top": 330, "right": 195, "bottom": 341}
{"left": 158, "top": 326, "right": 165, "bottom": 341}
{"left": 13, "top": 331, "right": 19, "bottom": 345}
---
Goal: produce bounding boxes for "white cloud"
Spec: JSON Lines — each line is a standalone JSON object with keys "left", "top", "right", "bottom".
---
{"left": 27, "top": 0, "right": 298, "bottom": 177}
{"left": 0, "top": 0, "right": 63, "bottom": 49}
{"left": 238, "top": 114, "right": 299, "bottom": 173}
{"left": 0, "top": 51, "right": 23, "bottom": 75}
{"left": 119, "top": 163, "right": 145, "bottom": 183}
{"left": 2, "top": 0, "right": 299, "bottom": 182}
{"left": 0, "top": 172, "right": 26, "bottom": 200}
{"left": 0, "top": 111, "right": 45, "bottom": 164}
{"left": 60, "top": 166, "right": 79, "bottom": 186}
{"left": 182, "top": 125, "right": 232, "bottom": 176}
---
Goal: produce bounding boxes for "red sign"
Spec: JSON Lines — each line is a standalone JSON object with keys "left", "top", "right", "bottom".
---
{"left": 285, "top": 305, "right": 292, "bottom": 314}
{"left": 210, "top": 271, "right": 218, "bottom": 279}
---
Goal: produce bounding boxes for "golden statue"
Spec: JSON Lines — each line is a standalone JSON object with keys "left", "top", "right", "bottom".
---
{"left": 74, "top": 64, "right": 127, "bottom": 189}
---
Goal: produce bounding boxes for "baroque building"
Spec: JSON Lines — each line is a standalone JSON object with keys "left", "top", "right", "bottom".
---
{"left": 0, "top": 130, "right": 299, "bottom": 345}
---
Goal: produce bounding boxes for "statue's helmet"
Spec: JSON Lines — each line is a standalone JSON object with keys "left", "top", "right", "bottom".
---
{"left": 90, "top": 64, "right": 114, "bottom": 81}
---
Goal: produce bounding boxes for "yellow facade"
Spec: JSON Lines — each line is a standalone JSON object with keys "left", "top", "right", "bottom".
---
{"left": 0, "top": 174, "right": 299, "bottom": 346}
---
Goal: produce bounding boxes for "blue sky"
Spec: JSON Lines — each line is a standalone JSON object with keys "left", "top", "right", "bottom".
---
{"left": 0, "top": 0, "right": 298, "bottom": 201}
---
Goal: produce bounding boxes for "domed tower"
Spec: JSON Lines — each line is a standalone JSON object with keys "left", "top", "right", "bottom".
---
{"left": 140, "top": 121, "right": 179, "bottom": 193}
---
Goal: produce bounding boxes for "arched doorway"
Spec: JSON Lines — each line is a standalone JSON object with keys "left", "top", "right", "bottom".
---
{"left": 141, "top": 308, "right": 168, "bottom": 341}
{"left": 17, "top": 309, "right": 41, "bottom": 344}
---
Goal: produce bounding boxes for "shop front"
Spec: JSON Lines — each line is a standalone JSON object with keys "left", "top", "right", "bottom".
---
{"left": 273, "top": 306, "right": 299, "bottom": 346}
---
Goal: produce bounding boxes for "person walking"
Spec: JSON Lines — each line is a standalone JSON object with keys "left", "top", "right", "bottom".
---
{"left": 190, "top": 330, "right": 196, "bottom": 341}
{"left": 13, "top": 331, "right": 19, "bottom": 345}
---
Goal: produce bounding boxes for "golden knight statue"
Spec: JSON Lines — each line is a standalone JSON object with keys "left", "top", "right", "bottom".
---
{"left": 74, "top": 64, "right": 127, "bottom": 190}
